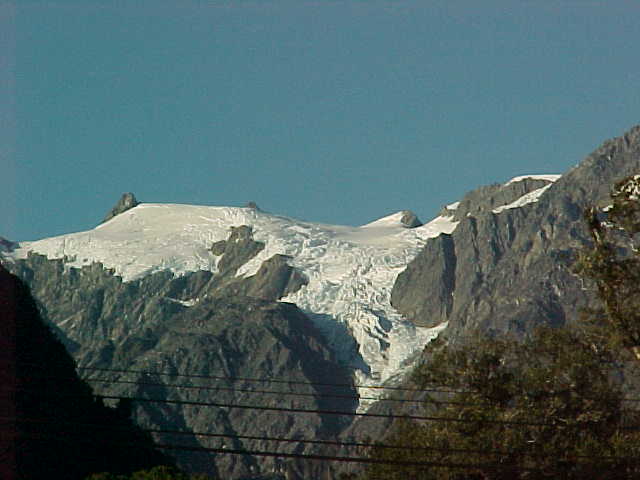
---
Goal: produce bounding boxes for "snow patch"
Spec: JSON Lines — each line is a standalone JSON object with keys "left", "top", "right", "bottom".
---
{"left": 493, "top": 184, "right": 553, "bottom": 214}
{"left": 505, "top": 174, "right": 561, "bottom": 186}
{"left": 166, "top": 297, "right": 198, "bottom": 307}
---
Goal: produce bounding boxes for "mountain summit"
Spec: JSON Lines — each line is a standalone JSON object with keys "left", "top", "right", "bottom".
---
{"left": 102, "top": 192, "right": 139, "bottom": 223}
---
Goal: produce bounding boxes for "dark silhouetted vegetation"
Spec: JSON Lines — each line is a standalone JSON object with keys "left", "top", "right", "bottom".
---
{"left": 0, "top": 265, "right": 172, "bottom": 480}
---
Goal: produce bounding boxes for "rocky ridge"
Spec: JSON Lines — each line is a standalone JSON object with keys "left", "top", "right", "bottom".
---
{"left": 391, "top": 125, "right": 640, "bottom": 342}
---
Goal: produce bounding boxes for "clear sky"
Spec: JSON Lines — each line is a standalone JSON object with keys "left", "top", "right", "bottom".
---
{"left": 3, "top": 1, "right": 640, "bottom": 241}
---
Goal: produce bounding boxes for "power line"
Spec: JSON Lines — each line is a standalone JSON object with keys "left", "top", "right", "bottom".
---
{"left": 13, "top": 428, "right": 543, "bottom": 472}
{"left": 1, "top": 415, "right": 516, "bottom": 457}
{"left": 9, "top": 415, "right": 640, "bottom": 463}
{"left": 5, "top": 386, "right": 564, "bottom": 427}
{"left": 15, "top": 363, "right": 484, "bottom": 407}
{"left": 66, "top": 364, "right": 640, "bottom": 404}
{"left": 77, "top": 375, "right": 483, "bottom": 407}
{"left": 75, "top": 364, "right": 467, "bottom": 395}
{"left": 21, "top": 361, "right": 640, "bottom": 411}
{"left": 11, "top": 378, "right": 640, "bottom": 431}
{"left": 18, "top": 425, "right": 638, "bottom": 473}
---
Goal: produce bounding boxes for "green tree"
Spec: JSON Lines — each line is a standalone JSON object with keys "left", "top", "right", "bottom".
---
{"left": 364, "top": 327, "right": 640, "bottom": 480}
{"left": 577, "top": 175, "right": 640, "bottom": 361}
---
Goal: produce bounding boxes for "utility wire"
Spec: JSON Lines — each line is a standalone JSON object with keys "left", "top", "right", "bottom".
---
{"left": 13, "top": 429, "right": 544, "bottom": 472}
{"left": 1, "top": 415, "right": 520, "bottom": 457}
{"left": 45, "top": 373, "right": 482, "bottom": 407}
{"left": 11, "top": 372, "right": 640, "bottom": 429}
{"left": 8, "top": 415, "right": 640, "bottom": 463}
{"left": 20, "top": 362, "right": 640, "bottom": 407}
{"left": 75, "top": 365, "right": 640, "bottom": 404}
{"left": 3, "top": 387, "right": 575, "bottom": 428}
{"left": 17, "top": 426, "right": 636, "bottom": 473}
{"left": 75, "top": 364, "right": 467, "bottom": 395}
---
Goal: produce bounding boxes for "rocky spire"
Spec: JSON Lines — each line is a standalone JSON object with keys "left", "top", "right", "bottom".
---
{"left": 102, "top": 192, "right": 139, "bottom": 223}
{"left": 400, "top": 210, "right": 423, "bottom": 228}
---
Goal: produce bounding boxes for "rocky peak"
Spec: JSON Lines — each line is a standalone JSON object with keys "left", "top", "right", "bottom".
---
{"left": 102, "top": 192, "right": 139, "bottom": 224}
{"left": 0, "top": 236, "right": 15, "bottom": 252}
{"left": 442, "top": 176, "right": 558, "bottom": 221}
{"left": 400, "top": 210, "right": 423, "bottom": 228}
{"left": 210, "top": 225, "right": 265, "bottom": 275}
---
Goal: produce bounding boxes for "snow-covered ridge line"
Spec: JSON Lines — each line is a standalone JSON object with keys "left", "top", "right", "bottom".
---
{"left": 493, "top": 184, "right": 553, "bottom": 214}
{"left": 505, "top": 174, "right": 561, "bottom": 186}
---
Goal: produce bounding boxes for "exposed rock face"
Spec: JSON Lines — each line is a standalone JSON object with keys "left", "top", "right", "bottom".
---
{"left": 400, "top": 210, "right": 422, "bottom": 228}
{"left": 391, "top": 233, "right": 456, "bottom": 326}
{"left": 102, "top": 192, "right": 139, "bottom": 223}
{"left": 0, "top": 236, "right": 15, "bottom": 252}
{"left": 332, "top": 126, "right": 640, "bottom": 480}
{"left": 230, "top": 254, "right": 308, "bottom": 300}
{"left": 209, "top": 226, "right": 308, "bottom": 301}
{"left": 210, "top": 226, "right": 265, "bottom": 275}
{"left": 5, "top": 245, "right": 349, "bottom": 479}
{"left": 391, "top": 125, "right": 640, "bottom": 342}
{"left": 442, "top": 178, "right": 553, "bottom": 221}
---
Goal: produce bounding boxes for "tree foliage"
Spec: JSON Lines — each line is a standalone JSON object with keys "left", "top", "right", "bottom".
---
{"left": 85, "top": 465, "right": 210, "bottom": 480}
{"left": 577, "top": 175, "right": 640, "bottom": 360}
{"left": 362, "top": 176, "right": 640, "bottom": 479}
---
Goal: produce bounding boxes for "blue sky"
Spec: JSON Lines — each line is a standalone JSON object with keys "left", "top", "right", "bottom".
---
{"left": 3, "top": 1, "right": 640, "bottom": 241}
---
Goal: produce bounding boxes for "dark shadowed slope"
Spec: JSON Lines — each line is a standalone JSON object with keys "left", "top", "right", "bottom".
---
{"left": 0, "top": 264, "right": 171, "bottom": 480}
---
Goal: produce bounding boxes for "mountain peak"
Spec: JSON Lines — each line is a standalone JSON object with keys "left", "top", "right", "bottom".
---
{"left": 0, "top": 236, "right": 15, "bottom": 253}
{"left": 102, "top": 193, "right": 139, "bottom": 224}
{"left": 362, "top": 210, "right": 423, "bottom": 229}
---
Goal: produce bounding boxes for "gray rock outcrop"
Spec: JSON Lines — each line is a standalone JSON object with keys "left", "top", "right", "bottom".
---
{"left": 0, "top": 236, "right": 15, "bottom": 252}
{"left": 392, "top": 125, "right": 640, "bottom": 341}
{"left": 400, "top": 210, "right": 422, "bottom": 228}
{"left": 210, "top": 226, "right": 265, "bottom": 275}
{"left": 102, "top": 192, "right": 139, "bottom": 223}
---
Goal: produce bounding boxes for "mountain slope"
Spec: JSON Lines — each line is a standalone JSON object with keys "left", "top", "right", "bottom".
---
{"left": 0, "top": 264, "right": 171, "bottom": 480}
{"left": 391, "top": 125, "right": 640, "bottom": 343}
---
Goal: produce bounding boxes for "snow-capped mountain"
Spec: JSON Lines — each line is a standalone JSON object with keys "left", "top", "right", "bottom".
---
{"left": 2, "top": 166, "right": 580, "bottom": 480}
{"left": 8, "top": 203, "right": 456, "bottom": 406}
{"left": 5, "top": 125, "right": 640, "bottom": 480}
{"left": 5, "top": 174, "right": 563, "bottom": 408}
